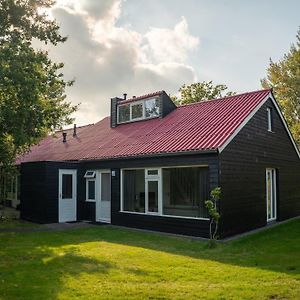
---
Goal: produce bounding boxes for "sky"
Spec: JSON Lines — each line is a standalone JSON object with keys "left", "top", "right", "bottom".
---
{"left": 42, "top": 0, "right": 300, "bottom": 125}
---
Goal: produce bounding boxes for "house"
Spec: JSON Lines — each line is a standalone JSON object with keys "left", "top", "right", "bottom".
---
{"left": 13, "top": 89, "right": 300, "bottom": 238}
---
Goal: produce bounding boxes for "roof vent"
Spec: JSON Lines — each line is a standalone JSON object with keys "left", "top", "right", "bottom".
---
{"left": 123, "top": 93, "right": 127, "bottom": 100}
{"left": 62, "top": 132, "right": 67, "bottom": 143}
{"left": 73, "top": 124, "right": 77, "bottom": 137}
{"left": 133, "top": 96, "right": 136, "bottom": 99}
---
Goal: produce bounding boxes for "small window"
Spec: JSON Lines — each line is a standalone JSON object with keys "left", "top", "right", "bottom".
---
{"left": 118, "top": 104, "right": 130, "bottom": 123}
{"left": 62, "top": 174, "right": 73, "bottom": 199}
{"left": 131, "top": 102, "right": 143, "bottom": 120}
{"left": 86, "top": 179, "right": 96, "bottom": 201}
{"left": 101, "top": 173, "right": 111, "bottom": 201}
{"left": 267, "top": 107, "right": 273, "bottom": 132}
{"left": 147, "top": 169, "right": 158, "bottom": 176}
{"left": 84, "top": 171, "right": 96, "bottom": 178}
{"left": 145, "top": 98, "right": 160, "bottom": 118}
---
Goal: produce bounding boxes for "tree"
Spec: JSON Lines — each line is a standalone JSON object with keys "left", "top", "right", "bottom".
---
{"left": 0, "top": 0, "right": 77, "bottom": 171}
{"left": 261, "top": 28, "right": 300, "bottom": 146}
{"left": 205, "top": 187, "right": 221, "bottom": 248}
{"left": 173, "top": 81, "right": 235, "bottom": 105}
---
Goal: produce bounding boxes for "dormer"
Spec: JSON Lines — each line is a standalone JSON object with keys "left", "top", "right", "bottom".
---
{"left": 110, "top": 91, "right": 176, "bottom": 128}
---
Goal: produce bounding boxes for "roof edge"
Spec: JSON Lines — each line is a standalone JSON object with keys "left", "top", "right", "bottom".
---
{"left": 218, "top": 91, "right": 300, "bottom": 159}
{"left": 79, "top": 149, "right": 218, "bottom": 162}
{"left": 268, "top": 92, "right": 300, "bottom": 159}
{"left": 218, "top": 92, "right": 271, "bottom": 153}
{"left": 177, "top": 88, "right": 272, "bottom": 108}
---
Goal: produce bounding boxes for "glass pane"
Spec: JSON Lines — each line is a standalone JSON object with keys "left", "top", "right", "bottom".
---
{"left": 148, "top": 181, "right": 158, "bottom": 213}
{"left": 162, "top": 167, "right": 209, "bottom": 218}
{"left": 271, "top": 169, "right": 276, "bottom": 219}
{"left": 131, "top": 103, "right": 143, "bottom": 119}
{"left": 123, "top": 169, "right": 145, "bottom": 212}
{"left": 62, "top": 174, "right": 73, "bottom": 199}
{"left": 145, "top": 98, "right": 160, "bottom": 118}
{"left": 101, "top": 173, "right": 111, "bottom": 201}
{"left": 88, "top": 180, "right": 95, "bottom": 200}
{"left": 267, "top": 171, "right": 271, "bottom": 219}
{"left": 147, "top": 169, "right": 158, "bottom": 176}
{"left": 267, "top": 108, "right": 272, "bottom": 131}
{"left": 118, "top": 105, "right": 130, "bottom": 123}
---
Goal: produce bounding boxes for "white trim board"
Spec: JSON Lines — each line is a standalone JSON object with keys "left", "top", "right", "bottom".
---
{"left": 218, "top": 92, "right": 300, "bottom": 158}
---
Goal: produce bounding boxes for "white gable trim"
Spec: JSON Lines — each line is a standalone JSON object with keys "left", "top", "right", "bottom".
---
{"left": 218, "top": 92, "right": 300, "bottom": 158}
{"left": 269, "top": 93, "right": 300, "bottom": 158}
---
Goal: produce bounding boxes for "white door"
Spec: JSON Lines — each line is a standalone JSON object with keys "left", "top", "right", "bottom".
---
{"left": 96, "top": 171, "right": 111, "bottom": 223}
{"left": 266, "top": 168, "right": 277, "bottom": 222}
{"left": 59, "top": 169, "right": 77, "bottom": 222}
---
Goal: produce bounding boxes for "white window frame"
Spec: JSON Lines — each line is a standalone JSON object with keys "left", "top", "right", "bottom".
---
{"left": 267, "top": 107, "right": 273, "bottom": 132}
{"left": 117, "top": 103, "right": 130, "bottom": 124}
{"left": 120, "top": 165, "right": 210, "bottom": 220}
{"left": 266, "top": 168, "right": 277, "bottom": 222}
{"left": 86, "top": 178, "right": 96, "bottom": 202}
{"left": 145, "top": 98, "right": 160, "bottom": 118}
{"left": 84, "top": 170, "right": 96, "bottom": 179}
{"left": 145, "top": 168, "right": 162, "bottom": 215}
{"left": 117, "top": 97, "right": 160, "bottom": 124}
{"left": 130, "top": 100, "right": 144, "bottom": 121}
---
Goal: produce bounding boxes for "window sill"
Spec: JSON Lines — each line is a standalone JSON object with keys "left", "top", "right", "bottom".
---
{"left": 85, "top": 199, "right": 96, "bottom": 202}
{"left": 119, "top": 210, "right": 209, "bottom": 221}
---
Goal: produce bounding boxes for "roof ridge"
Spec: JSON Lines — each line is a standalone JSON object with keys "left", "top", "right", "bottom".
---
{"left": 56, "top": 123, "right": 95, "bottom": 133}
{"left": 177, "top": 88, "right": 272, "bottom": 108}
{"left": 120, "top": 90, "right": 165, "bottom": 103}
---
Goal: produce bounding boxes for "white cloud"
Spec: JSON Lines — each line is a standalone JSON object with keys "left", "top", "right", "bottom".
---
{"left": 144, "top": 17, "right": 199, "bottom": 63}
{"left": 45, "top": 0, "right": 199, "bottom": 125}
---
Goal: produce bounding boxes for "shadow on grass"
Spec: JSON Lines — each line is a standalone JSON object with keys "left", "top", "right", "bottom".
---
{"left": 0, "top": 218, "right": 299, "bottom": 299}
{"left": 0, "top": 234, "right": 149, "bottom": 300}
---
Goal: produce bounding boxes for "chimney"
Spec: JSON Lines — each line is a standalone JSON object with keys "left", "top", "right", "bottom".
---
{"left": 110, "top": 96, "right": 122, "bottom": 128}
{"left": 123, "top": 93, "right": 127, "bottom": 100}
{"left": 73, "top": 124, "right": 77, "bottom": 137}
{"left": 62, "top": 132, "right": 67, "bottom": 143}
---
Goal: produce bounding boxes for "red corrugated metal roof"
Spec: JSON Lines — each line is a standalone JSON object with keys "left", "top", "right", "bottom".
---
{"left": 17, "top": 89, "right": 271, "bottom": 163}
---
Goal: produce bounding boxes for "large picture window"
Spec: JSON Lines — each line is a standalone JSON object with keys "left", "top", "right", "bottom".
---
{"left": 121, "top": 166, "right": 209, "bottom": 219}
{"left": 162, "top": 167, "right": 209, "bottom": 218}
{"left": 123, "top": 169, "right": 145, "bottom": 212}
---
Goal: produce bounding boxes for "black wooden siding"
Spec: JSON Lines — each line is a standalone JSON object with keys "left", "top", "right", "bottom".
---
{"left": 81, "top": 153, "right": 219, "bottom": 237}
{"left": 21, "top": 162, "right": 47, "bottom": 223}
{"left": 21, "top": 161, "right": 79, "bottom": 223}
{"left": 219, "top": 98, "right": 300, "bottom": 237}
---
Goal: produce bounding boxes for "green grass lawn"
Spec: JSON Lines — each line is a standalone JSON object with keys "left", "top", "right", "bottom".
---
{"left": 0, "top": 219, "right": 40, "bottom": 230}
{"left": 0, "top": 219, "right": 299, "bottom": 300}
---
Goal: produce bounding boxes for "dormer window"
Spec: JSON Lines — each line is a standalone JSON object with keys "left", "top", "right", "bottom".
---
{"left": 111, "top": 91, "right": 176, "bottom": 128}
{"left": 118, "top": 104, "right": 130, "bottom": 123}
{"left": 145, "top": 98, "right": 160, "bottom": 118}
{"left": 131, "top": 102, "right": 143, "bottom": 120}
{"left": 117, "top": 97, "right": 160, "bottom": 124}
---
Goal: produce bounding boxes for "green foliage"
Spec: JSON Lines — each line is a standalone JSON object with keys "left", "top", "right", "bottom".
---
{"left": 173, "top": 81, "right": 235, "bottom": 105}
{"left": 261, "top": 28, "right": 300, "bottom": 147}
{"left": 0, "top": 0, "right": 77, "bottom": 168}
{"left": 205, "top": 187, "right": 221, "bottom": 245}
